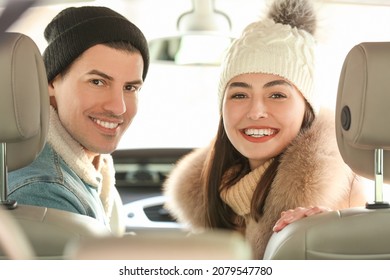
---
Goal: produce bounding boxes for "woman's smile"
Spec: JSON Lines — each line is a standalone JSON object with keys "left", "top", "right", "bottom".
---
{"left": 240, "top": 127, "right": 279, "bottom": 142}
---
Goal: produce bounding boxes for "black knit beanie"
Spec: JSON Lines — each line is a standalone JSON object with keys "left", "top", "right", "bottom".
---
{"left": 43, "top": 6, "right": 149, "bottom": 82}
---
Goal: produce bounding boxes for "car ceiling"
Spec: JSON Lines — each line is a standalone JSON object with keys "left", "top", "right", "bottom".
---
{"left": 1, "top": 0, "right": 390, "bottom": 149}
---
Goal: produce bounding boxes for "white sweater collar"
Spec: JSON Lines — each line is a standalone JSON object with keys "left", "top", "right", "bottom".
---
{"left": 47, "top": 106, "right": 116, "bottom": 217}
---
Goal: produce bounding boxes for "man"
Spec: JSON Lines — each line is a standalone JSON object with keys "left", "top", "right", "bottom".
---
{"left": 8, "top": 6, "right": 149, "bottom": 235}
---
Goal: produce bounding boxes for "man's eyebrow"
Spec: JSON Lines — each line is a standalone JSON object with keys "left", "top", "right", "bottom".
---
{"left": 87, "top": 69, "right": 143, "bottom": 85}
{"left": 87, "top": 69, "right": 113, "bottom": 81}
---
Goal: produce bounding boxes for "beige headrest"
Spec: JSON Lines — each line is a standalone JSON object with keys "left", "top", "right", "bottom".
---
{"left": 0, "top": 32, "right": 49, "bottom": 171}
{"left": 336, "top": 42, "right": 390, "bottom": 182}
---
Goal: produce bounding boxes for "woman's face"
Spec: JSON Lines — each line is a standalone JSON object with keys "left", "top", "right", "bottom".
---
{"left": 222, "top": 73, "right": 306, "bottom": 170}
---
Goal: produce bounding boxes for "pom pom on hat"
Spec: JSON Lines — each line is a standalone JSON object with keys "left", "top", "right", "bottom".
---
{"left": 43, "top": 6, "right": 150, "bottom": 82}
{"left": 218, "top": 0, "right": 319, "bottom": 114}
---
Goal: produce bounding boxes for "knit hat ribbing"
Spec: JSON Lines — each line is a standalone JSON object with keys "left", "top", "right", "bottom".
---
{"left": 43, "top": 6, "right": 150, "bottom": 82}
{"left": 218, "top": 0, "right": 318, "bottom": 114}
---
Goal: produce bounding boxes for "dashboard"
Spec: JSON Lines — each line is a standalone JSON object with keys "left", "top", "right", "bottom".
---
{"left": 112, "top": 148, "right": 193, "bottom": 231}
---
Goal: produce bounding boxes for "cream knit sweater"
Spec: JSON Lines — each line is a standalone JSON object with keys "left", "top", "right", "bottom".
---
{"left": 48, "top": 106, "right": 124, "bottom": 235}
{"left": 220, "top": 160, "right": 272, "bottom": 216}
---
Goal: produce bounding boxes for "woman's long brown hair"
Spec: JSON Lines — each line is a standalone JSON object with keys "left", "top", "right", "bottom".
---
{"left": 202, "top": 101, "right": 315, "bottom": 229}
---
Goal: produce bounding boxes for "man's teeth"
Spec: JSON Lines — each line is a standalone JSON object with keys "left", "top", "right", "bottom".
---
{"left": 94, "top": 119, "right": 119, "bottom": 129}
{"left": 245, "top": 128, "right": 275, "bottom": 138}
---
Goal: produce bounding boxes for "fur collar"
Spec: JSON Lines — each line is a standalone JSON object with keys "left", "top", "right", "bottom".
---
{"left": 163, "top": 109, "right": 365, "bottom": 259}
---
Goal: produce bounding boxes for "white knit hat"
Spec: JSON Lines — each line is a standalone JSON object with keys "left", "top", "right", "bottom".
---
{"left": 218, "top": 0, "right": 318, "bottom": 114}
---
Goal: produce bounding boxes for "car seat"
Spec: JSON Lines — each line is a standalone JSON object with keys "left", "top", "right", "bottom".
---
{"left": 263, "top": 41, "right": 390, "bottom": 260}
{"left": 65, "top": 229, "right": 252, "bottom": 260}
{"left": 0, "top": 32, "right": 111, "bottom": 260}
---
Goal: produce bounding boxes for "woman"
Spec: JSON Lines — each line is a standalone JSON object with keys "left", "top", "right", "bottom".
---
{"left": 163, "top": 0, "right": 367, "bottom": 259}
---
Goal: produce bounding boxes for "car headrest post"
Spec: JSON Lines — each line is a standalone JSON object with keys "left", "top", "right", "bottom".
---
{"left": 0, "top": 143, "right": 17, "bottom": 209}
{"left": 366, "top": 148, "right": 390, "bottom": 209}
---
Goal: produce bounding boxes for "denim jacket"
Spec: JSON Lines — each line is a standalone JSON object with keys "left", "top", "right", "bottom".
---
{"left": 8, "top": 106, "right": 125, "bottom": 235}
{"left": 8, "top": 143, "right": 109, "bottom": 225}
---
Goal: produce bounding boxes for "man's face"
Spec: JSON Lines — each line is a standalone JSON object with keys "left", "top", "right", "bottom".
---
{"left": 49, "top": 44, "right": 144, "bottom": 157}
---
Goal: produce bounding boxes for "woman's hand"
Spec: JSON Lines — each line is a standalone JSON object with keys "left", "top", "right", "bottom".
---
{"left": 272, "top": 206, "right": 331, "bottom": 233}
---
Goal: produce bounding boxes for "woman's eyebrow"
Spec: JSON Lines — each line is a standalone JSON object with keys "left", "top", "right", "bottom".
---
{"left": 263, "top": 79, "right": 293, "bottom": 88}
{"left": 228, "top": 80, "right": 293, "bottom": 90}
{"left": 228, "top": 81, "right": 252, "bottom": 89}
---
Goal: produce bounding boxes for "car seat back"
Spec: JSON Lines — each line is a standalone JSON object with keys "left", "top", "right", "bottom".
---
{"left": 0, "top": 32, "right": 111, "bottom": 260}
{"left": 0, "top": 32, "right": 48, "bottom": 172}
{"left": 65, "top": 229, "right": 253, "bottom": 260}
{"left": 263, "top": 42, "right": 390, "bottom": 260}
